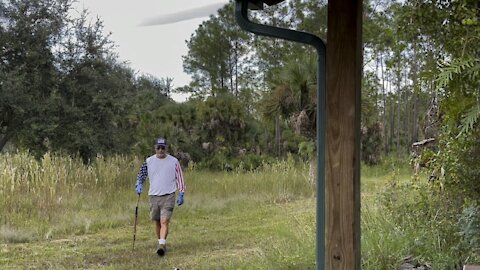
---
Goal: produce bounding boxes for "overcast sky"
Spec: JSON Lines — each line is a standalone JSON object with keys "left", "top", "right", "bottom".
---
{"left": 72, "top": 0, "right": 226, "bottom": 102}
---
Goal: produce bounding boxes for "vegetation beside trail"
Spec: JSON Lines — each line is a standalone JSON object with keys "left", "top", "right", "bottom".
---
{"left": 2, "top": 153, "right": 479, "bottom": 269}
{"left": 362, "top": 159, "right": 480, "bottom": 269}
{"left": 1, "top": 153, "right": 317, "bottom": 269}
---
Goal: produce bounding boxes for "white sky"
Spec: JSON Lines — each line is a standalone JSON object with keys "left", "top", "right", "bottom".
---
{"left": 72, "top": 0, "right": 227, "bottom": 102}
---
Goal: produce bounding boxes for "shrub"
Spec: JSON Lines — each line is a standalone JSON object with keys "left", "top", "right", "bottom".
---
{"left": 457, "top": 203, "right": 480, "bottom": 264}
{"left": 374, "top": 172, "right": 465, "bottom": 269}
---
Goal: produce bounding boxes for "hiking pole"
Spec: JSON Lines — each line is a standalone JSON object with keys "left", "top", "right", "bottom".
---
{"left": 132, "top": 193, "right": 140, "bottom": 251}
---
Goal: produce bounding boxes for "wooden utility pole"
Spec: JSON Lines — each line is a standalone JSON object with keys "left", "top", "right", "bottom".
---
{"left": 326, "top": 0, "right": 362, "bottom": 269}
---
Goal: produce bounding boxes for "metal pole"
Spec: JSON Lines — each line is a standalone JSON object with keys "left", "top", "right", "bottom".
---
{"left": 235, "top": 1, "right": 326, "bottom": 268}
{"left": 132, "top": 194, "right": 140, "bottom": 251}
{"left": 316, "top": 46, "right": 326, "bottom": 270}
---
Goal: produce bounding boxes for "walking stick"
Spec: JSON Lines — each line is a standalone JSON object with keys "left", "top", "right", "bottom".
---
{"left": 132, "top": 193, "right": 140, "bottom": 251}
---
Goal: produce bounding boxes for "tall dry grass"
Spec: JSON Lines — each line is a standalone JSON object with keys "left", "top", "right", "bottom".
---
{"left": 1, "top": 151, "right": 142, "bottom": 241}
{"left": 1, "top": 151, "right": 315, "bottom": 243}
{"left": 187, "top": 155, "right": 315, "bottom": 203}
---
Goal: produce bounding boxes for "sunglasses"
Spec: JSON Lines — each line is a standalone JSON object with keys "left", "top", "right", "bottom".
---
{"left": 156, "top": 145, "right": 166, "bottom": 150}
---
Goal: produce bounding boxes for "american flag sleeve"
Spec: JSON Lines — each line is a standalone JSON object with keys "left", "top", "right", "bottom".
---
{"left": 136, "top": 162, "right": 148, "bottom": 186}
{"left": 175, "top": 161, "right": 185, "bottom": 193}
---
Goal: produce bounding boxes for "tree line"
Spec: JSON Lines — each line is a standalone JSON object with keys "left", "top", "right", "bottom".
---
{"left": 0, "top": 0, "right": 175, "bottom": 160}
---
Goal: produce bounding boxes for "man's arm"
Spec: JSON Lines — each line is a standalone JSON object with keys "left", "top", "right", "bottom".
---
{"left": 175, "top": 162, "right": 185, "bottom": 193}
{"left": 135, "top": 162, "right": 148, "bottom": 194}
{"left": 175, "top": 161, "right": 185, "bottom": 206}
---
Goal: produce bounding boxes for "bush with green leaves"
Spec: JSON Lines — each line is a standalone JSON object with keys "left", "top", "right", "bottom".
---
{"left": 458, "top": 204, "right": 480, "bottom": 262}
{"left": 375, "top": 173, "right": 468, "bottom": 269}
{"left": 430, "top": 128, "right": 480, "bottom": 203}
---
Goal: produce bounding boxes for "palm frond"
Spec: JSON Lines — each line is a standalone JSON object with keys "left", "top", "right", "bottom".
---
{"left": 436, "top": 58, "right": 480, "bottom": 89}
{"left": 460, "top": 103, "right": 480, "bottom": 134}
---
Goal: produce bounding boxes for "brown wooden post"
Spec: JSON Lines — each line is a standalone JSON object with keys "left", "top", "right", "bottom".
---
{"left": 326, "top": 0, "right": 362, "bottom": 269}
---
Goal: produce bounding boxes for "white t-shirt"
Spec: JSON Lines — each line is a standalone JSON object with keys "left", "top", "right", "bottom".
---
{"left": 144, "top": 154, "right": 185, "bottom": 196}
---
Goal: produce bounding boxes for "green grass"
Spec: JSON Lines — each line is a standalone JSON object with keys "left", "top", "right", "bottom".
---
{"left": 1, "top": 196, "right": 316, "bottom": 269}
{"left": 2, "top": 152, "right": 473, "bottom": 269}
{"left": 1, "top": 152, "right": 317, "bottom": 269}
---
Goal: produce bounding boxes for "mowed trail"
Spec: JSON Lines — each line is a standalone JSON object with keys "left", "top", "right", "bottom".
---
{"left": 1, "top": 198, "right": 316, "bottom": 270}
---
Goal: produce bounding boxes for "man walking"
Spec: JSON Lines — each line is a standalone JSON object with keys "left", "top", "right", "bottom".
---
{"left": 135, "top": 137, "right": 186, "bottom": 256}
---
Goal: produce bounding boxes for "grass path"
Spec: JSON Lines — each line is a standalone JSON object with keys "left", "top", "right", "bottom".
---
{"left": 1, "top": 154, "right": 409, "bottom": 269}
{"left": 1, "top": 198, "right": 316, "bottom": 269}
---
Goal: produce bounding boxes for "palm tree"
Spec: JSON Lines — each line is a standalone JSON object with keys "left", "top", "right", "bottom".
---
{"left": 263, "top": 53, "right": 317, "bottom": 132}
{"left": 262, "top": 53, "right": 318, "bottom": 184}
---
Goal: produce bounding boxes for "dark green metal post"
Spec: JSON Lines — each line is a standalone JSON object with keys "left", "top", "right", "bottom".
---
{"left": 235, "top": 1, "right": 326, "bottom": 268}
{"left": 316, "top": 39, "right": 326, "bottom": 270}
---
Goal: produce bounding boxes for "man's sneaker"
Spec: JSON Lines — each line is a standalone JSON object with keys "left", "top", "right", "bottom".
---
{"left": 156, "top": 244, "right": 166, "bottom": 256}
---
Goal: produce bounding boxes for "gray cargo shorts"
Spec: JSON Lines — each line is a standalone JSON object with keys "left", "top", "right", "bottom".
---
{"left": 149, "top": 193, "right": 176, "bottom": 221}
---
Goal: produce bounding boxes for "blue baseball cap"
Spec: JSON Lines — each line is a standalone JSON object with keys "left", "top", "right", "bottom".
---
{"left": 155, "top": 138, "right": 167, "bottom": 147}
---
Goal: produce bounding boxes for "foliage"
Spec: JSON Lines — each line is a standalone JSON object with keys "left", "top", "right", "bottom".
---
{"left": 3, "top": 152, "right": 478, "bottom": 268}
{"left": 0, "top": 0, "right": 139, "bottom": 161}
{"left": 261, "top": 52, "right": 318, "bottom": 154}
{"left": 361, "top": 71, "right": 381, "bottom": 126}
{"left": 133, "top": 93, "right": 270, "bottom": 166}
{"left": 134, "top": 101, "right": 197, "bottom": 155}
{"left": 195, "top": 152, "right": 275, "bottom": 171}
{"left": 431, "top": 129, "right": 480, "bottom": 203}
{"left": 361, "top": 71, "right": 383, "bottom": 164}
{"left": 0, "top": 0, "right": 70, "bottom": 151}
{"left": 423, "top": 0, "right": 480, "bottom": 204}
{"left": 249, "top": 1, "right": 297, "bottom": 84}
{"left": 182, "top": 2, "right": 251, "bottom": 97}
{"left": 363, "top": 163, "right": 473, "bottom": 269}
{"left": 460, "top": 103, "right": 480, "bottom": 134}
{"left": 436, "top": 58, "right": 480, "bottom": 90}
{"left": 361, "top": 122, "right": 383, "bottom": 165}
{"left": 298, "top": 141, "right": 315, "bottom": 160}
{"left": 2, "top": 1, "right": 480, "bottom": 269}
{"left": 0, "top": 151, "right": 313, "bottom": 243}
{"left": 0, "top": 0, "right": 413, "bottom": 170}
{"left": 196, "top": 93, "right": 249, "bottom": 146}
{"left": 458, "top": 204, "right": 480, "bottom": 262}
{"left": 0, "top": 151, "right": 138, "bottom": 237}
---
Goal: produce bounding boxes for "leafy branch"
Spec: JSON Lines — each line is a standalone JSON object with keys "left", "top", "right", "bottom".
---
{"left": 436, "top": 58, "right": 480, "bottom": 89}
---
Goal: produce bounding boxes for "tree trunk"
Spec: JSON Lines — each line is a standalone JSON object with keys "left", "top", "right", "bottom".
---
{"left": 411, "top": 40, "right": 420, "bottom": 144}
{"left": 412, "top": 90, "right": 419, "bottom": 142}
{"left": 234, "top": 41, "right": 239, "bottom": 96}
{"left": 381, "top": 53, "right": 388, "bottom": 155}
{"left": 375, "top": 54, "right": 379, "bottom": 122}
{"left": 389, "top": 78, "right": 395, "bottom": 152}
{"left": 0, "top": 129, "right": 14, "bottom": 151}
{"left": 404, "top": 70, "right": 411, "bottom": 147}
{"left": 309, "top": 155, "right": 316, "bottom": 187}
{"left": 275, "top": 116, "right": 281, "bottom": 157}
{"left": 230, "top": 45, "right": 235, "bottom": 95}
{"left": 396, "top": 76, "right": 401, "bottom": 157}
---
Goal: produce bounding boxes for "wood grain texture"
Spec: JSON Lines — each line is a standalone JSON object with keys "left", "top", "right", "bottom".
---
{"left": 325, "top": 0, "right": 362, "bottom": 269}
